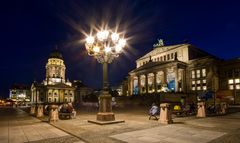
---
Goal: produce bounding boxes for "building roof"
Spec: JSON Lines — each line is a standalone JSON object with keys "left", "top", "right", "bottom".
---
{"left": 46, "top": 83, "right": 74, "bottom": 89}
{"left": 32, "top": 81, "right": 74, "bottom": 89}
{"left": 49, "top": 48, "right": 63, "bottom": 60}
{"left": 137, "top": 44, "right": 187, "bottom": 61}
{"left": 130, "top": 60, "right": 187, "bottom": 73}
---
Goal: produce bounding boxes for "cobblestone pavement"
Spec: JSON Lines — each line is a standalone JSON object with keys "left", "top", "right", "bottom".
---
{"left": 1, "top": 106, "right": 240, "bottom": 143}
{"left": 44, "top": 107, "right": 240, "bottom": 143}
{"left": 0, "top": 107, "right": 84, "bottom": 143}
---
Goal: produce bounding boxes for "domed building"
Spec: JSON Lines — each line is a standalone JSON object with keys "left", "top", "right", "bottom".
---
{"left": 31, "top": 48, "right": 75, "bottom": 103}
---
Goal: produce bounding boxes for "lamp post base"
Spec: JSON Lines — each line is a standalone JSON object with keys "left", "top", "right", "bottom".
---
{"left": 97, "top": 91, "right": 115, "bottom": 121}
{"left": 97, "top": 112, "right": 115, "bottom": 121}
{"left": 87, "top": 90, "right": 125, "bottom": 125}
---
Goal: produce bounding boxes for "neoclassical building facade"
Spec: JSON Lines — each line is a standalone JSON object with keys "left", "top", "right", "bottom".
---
{"left": 124, "top": 40, "right": 240, "bottom": 103}
{"left": 31, "top": 49, "right": 75, "bottom": 103}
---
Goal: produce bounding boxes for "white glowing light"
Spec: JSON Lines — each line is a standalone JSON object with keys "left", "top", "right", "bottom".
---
{"left": 97, "top": 30, "right": 109, "bottom": 41}
{"left": 118, "top": 38, "right": 126, "bottom": 47}
{"left": 115, "top": 44, "right": 123, "bottom": 53}
{"left": 93, "top": 46, "right": 100, "bottom": 53}
{"left": 111, "top": 33, "right": 119, "bottom": 42}
{"left": 104, "top": 47, "right": 111, "bottom": 53}
{"left": 86, "top": 36, "right": 94, "bottom": 45}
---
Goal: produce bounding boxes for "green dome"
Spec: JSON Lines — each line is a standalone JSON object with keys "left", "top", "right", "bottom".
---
{"left": 49, "top": 48, "right": 63, "bottom": 60}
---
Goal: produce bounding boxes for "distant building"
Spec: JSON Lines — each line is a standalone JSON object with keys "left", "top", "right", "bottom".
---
{"left": 31, "top": 48, "right": 93, "bottom": 104}
{"left": 9, "top": 84, "right": 31, "bottom": 102}
{"left": 124, "top": 40, "right": 240, "bottom": 103}
{"left": 31, "top": 48, "right": 75, "bottom": 103}
{"left": 73, "top": 80, "right": 93, "bottom": 102}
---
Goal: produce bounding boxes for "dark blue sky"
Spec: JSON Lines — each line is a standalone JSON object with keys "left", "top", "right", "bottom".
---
{"left": 0, "top": 0, "right": 240, "bottom": 97}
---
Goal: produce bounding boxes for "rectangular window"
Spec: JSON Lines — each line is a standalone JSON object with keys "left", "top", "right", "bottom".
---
{"left": 228, "top": 79, "right": 234, "bottom": 84}
{"left": 202, "top": 79, "right": 206, "bottom": 84}
{"left": 236, "top": 84, "right": 240, "bottom": 89}
{"left": 192, "top": 81, "right": 195, "bottom": 85}
{"left": 171, "top": 53, "right": 174, "bottom": 59}
{"left": 192, "top": 87, "right": 195, "bottom": 90}
{"left": 160, "top": 57, "right": 163, "bottom": 61}
{"left": 235, "top": 79, "right": 240, "bottom": 84}
{"left": 191, "top": 71, "right": 195, "bottom": 78}
{"left": 229, "top": 85, "right": 234, "bottom": 90}
{"left": 167, "top": 54, "right": 170, "bottom": 60}
{"left": 197, "top": 86, "right": 201, "bottom": 90}
{"left": 197, "top": 80, "right": 201, "bottom": 85}
{"left": 157, "top": 57, "right": 159, "bottom": 61}
{"left": 164, "top": 55, "right": 166, "bottom": 61}
{"left": 202, "top": 69, "right": 206, "bottom": 77}
{"left": 197, "top": 70, "right": 201, "bottom": 78}
{"left": 203, "top": 86, "right": 207, "bottom": 90}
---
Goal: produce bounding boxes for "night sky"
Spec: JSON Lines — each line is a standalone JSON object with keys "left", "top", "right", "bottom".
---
{"left": 0, "top": 0, "right": 240, "bottom": 98}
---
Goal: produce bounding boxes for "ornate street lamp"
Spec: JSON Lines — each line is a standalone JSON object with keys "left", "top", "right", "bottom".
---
{"left": 85, "top": 29, "right": 126, "bottom": 121}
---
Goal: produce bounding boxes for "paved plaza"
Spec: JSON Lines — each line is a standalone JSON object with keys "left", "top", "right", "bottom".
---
{"left": 0, "top": 107, "right": 84, "bottom": 143}
{"left": 0, "top": 106, "right": 240, "bottom": 143}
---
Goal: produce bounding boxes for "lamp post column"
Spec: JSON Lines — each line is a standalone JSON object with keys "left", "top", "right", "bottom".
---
{"left": 103, "top": 62, "right": 108, "bottom": 90}
{"left": 97, "top": 62, "right": 115, "bottom": 121}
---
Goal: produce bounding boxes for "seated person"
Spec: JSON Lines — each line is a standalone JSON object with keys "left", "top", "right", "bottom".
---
{"left": 60, "top": 103, "right": 69, "bottom": 113}
{"left": 149, "top": 103, "right": 160, "bottom": 120}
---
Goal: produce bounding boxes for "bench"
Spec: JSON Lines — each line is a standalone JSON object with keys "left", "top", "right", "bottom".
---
{"left": 59, "top": 112, "right": 75, "bottom": 119}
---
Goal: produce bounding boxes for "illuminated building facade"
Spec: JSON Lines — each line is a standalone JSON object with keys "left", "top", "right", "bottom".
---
{"left": 9, "top": 84, "right": 31, "bottom": 102}
{"left": 125, "top": 40, "right": 240, "bottom": 103}
{"left": 31, "top": 49, "right": 75, "bottom": 103}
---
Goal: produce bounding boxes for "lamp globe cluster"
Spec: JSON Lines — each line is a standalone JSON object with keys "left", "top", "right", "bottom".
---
{"left": 85, "top": 29, "right": 126, "bottom": 63}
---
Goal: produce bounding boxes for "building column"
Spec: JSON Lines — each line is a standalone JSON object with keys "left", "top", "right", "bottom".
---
{"left": 145, "top": 74, "right": 148, "bottom": 94}
{"left": 182, "top": 69, "right": 188, "bottom": 92}
{"left": 36, "top": 90, "right": 39, "bottom": 103}
{"left": 68, "top": 90, "right": 70, "bottom": 102}
{"left": 31, "top": 90, "right": 34, "bottom": 102}
{"left": 46, "top": 90, "right": 48, "bottom": 102}
{"left": 63, "top": 90, "right": 65, "bottom": 102}
{"left": 128, "top": 77, "right": 131, "bottom": 96}
{"left": 58, "top": 89, "right": 60, "bottom": 103}
{"left": 137, "top": 75, "right": 141, "bottom": 95}
{"left": 52, "top": 89, "right": 54, "bottom": 103}
{"left": 164, "top": 69, "right": 167, "bottom": 84}
{"left": 175, "top": 67, "right": 178, "bottom": 92}
{"left": 154, "top": 72, "right": 157, "bottom": 93}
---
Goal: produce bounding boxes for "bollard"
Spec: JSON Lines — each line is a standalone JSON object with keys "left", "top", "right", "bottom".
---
{"left": 30, "top": 104, "right": 36, "bottom": 115}
{"left": 71, "top": 109, "right": 77, "bottom": 119}
{"left": 197, "top": 102, "right": 206, "bottom": 117}
{"left": 159, "top": 103, "right": 173, "bottom": 124}
{"left": 36, "top": 104, "right": 44, "bottom": 118}
{"left": 48, "top": 105, "right": 59, "bottom": 122}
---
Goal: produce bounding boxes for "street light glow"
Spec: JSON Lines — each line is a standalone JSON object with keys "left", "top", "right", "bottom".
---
{"left": 104, "top": 47, "right": 111, "bottom": 53}
{"left": 93, "top": 46, "right": 100, "bottom": 53}
{"left": 118, "top": 39, "right": 126, "bottom": 47}
{"left": 115, "top": 44, "right": 123, "bottom": 53}
{"left": 97, "top": 30, "right": 109, "bottom": 41}
{"left": 86, "top": 36, "right": 94, "bottom": 45}
{"left": 84, "top": 28, "right": 127, "bottom": 62}
{"left": 111, "top": 33, "right": 119, "bottom": 42}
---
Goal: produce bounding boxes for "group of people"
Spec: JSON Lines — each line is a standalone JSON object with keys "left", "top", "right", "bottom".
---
{"left": 44, "top": 103, "right": 75, "bottom": 114}
{"left": 149, "top": 102, "right": 197, "bottom": 118}
{"left": 58, "top": 103, "right": 74, "bottom": 113}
